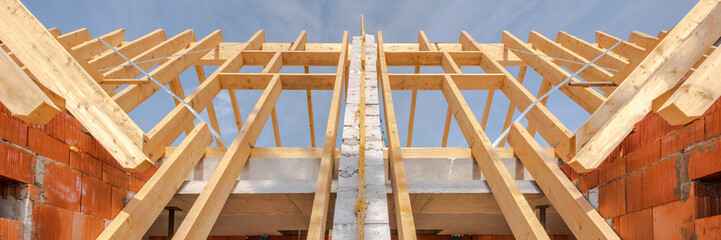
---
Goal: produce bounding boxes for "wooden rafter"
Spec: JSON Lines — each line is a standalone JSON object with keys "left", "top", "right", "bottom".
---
{"left": 98, "top": 123, "right": 212, "bottom": 240}
{"left": 173, "top": 74, "right": 283, "bottom": 239}
{"left": 378, "top": 31, "right": 418, "bottom": 240}
{"left": 508, "top": 123, "right": 619, "bottom": 239}
{"left": 502, "top": 31, "right": 606, "bottom": 114}
{"left": 146, "top": 30, "right": 264, "bottom": 161}
{"left": 441, "top": 73, "right": 549, "bottom": 239}
{"left": 460, "top": 31, "right": 575, "bottom": 160}
{"left": 306, "top": 31, "right": 349, "bottom": 240}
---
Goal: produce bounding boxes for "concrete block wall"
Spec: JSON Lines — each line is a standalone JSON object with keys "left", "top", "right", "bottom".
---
{"left": 0, "top": 101, "right": 156, "bottom": 240}
{"left": 561, "top": 97, "right": 721, "bottom": 239}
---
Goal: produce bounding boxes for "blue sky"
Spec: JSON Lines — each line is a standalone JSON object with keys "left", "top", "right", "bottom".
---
{"left": 25, "top": 0, "right": 696, "bottom": 148}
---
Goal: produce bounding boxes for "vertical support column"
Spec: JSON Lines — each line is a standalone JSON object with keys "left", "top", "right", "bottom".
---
{"left": 332, "top": 35, "right": 391, "bottom": 240}
{"left": 360, "top": 35, "right": 392, "bottom": 239}
{"left": 332, "top": 36, "right": 364, "bottom": 238}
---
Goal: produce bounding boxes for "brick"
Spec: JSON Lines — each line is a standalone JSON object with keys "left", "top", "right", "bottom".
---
{"left": 643, "top": 157, "right": 679, "bottom": 208}
{"left": 599, "top": 179, "right": 626, "bottom": 218}
{"left": 81, "top": 174, "right": 111, "bottom": 219}
{"left": 71, "top": 212, "right": 105, "bottom": 240}
{"left": 0, "top": 101, "right": 10, "bottom": 115}
{"left": 653, "top": 200, "right": 695, "bottom": 240}
{"left": 696, "top": 214, "right": 721, "bottom": 239}
{"left": 0, "top": 142, "right": 35, "bottom": 184}
{"left": 111, "top": 186, "right": 127, "bottom": 219}
{"left": 132, "top": 164, "right": 158, "bottom": 182}
{"left": 69, "top": 151, "right": 102, "bottom": 179}
{"left": 0, "top": 113, "right": 28, "bottom": 146}
{"left": 45, "top": 112, "right": 82, "bottom": 146}
{"left": 626, "top": 140, "right": 660, "bottom": 173}
{"left": 619, "top": 208, "right": 653, "bottom": 240}
{"left": 579, "top": 170, "right": 599, "bottom": 192}
{"left": 28, "top": 185, "right": 42, "bottom": 202}
{"left": 706, "top": 98, "right": 721, "bottom": 138}
{"left": 207, "top": 236, "right": 228, "bottom": 240}
{"left": 103, "top": 163, "right": 128, "bottom": 190}
{"left": 128, "top": 176, "right": 144, "bottom": 193}
{"left": 560, "top": 164, "right": 579, "bottom": 181}
{"left": 626, "top": 172, "right": 644, "bottom": 213}
{"left": 28, "top": 128, "right": 69, "bottom": 164}
{"left": 689, "top": 138, "right": 721, "bottom": 180}
{"left": 0, "top": 218, "right": 22, "bottom": 240}
{"left": 33, "top": 203, "right": 73, "bottom": 240}
{"left": 661, "top": 119, "right": 705, "bottom": 158}
{"left": 599, "top": 156, "right": 626, "bottom": 184}
{"left": 44, "top": 161, "right": 82, "bottom": 211}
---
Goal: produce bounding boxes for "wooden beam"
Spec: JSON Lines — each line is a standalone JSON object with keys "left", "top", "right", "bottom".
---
{"left": 407, "top": 30, "right": 438, "bottom": 147}
{"left": 460, "top": 31, "right": 575, "bottom": 161}
{"left": 71, "top": 28, "right": 125, "bottom": 61}
{"left": 596, "top": 31, "right": 646, "bottom": 62}
{"left": 0, "top": 49, "right": 60, "bottom": 124}
{"left": 528, "top": 31, "right": 617, "bottom": 87}
{"left": 441, "top": 74, "right": 549, "bottom": 239}
{"left": 378, "top": 31, "right": 417, "bottom": 240}
{"left": 387, "top": 73, "right": 504, "bottom": 90}
{"left": 0, "top": 0, "right": 150, "bottom": 170}
{"left": 228, "top": 31, "right": 266, "bottom": 132}
{"left": 112, "top": 30, "right": 223, "bottom": 112}
{"left": 193, "top": 65, "right": 225, "bottom": 148}
{"left": 502, "top": 31, "right": 605, "bottom": 113}
{"left": 441, "top": 108, "right": 452, "bottom": 147}
{"left": 173, "top": 75, "right": 282, "bottom": 239}
{"left": 290, "top": 31, "right": 317, "bottom": 147}
{"left": 97, "top": 123, "right": 212, "bottom": 240}
{"left": 103, "top": 29, "right": 194, "bottom": 80}
{"left": 165, "top": 146, "right": 556, "bottom": 160}
{"left": 305, "top": 68, "right": 316, "bottom": 147}
{"left": 307, "top": 31, "right": 348, "bottom": 240}
{"left": 571, "top": 0, "right": 721, "bottom": 172}
{"left": 55, "top": 28, "right": 91, "bottom": 48}
{"left": 508, "top": 123, "right": 619, "bottom": 239}
{"left": 555, "top": 31, "right": 628, "bottom": 72}
{"left": 290, "top": 30, "right": 307, "bottom": 51}
{"left": 628, "top": 30, "right": 658, "bottom": 50}
{"left": 146, "top": 30, "right": 264, "bottom": 162}
{"left": 441, "top": 51, "right": 462, "bottom": 147}
{"left": 658, "top": 45, "right": 721, "bottom": 125}
{"left": 495, "top": 66, "right": 527, "bottom": 147}
{"left": 262, "top": 52, "right": 284, "bottom": 147}
{"left": 406, "top": 69, "right": 418, "bottom": 147}
{"left": 47, "top": 27, "right": 60, "bottom": 37}
{"left": 89, "top": 29, "right": 167, "bottom": 72}
{"left": 525, "top": 79, "right": 552, "bottom": 138}
{"left": 219, "top": 73, "right": 336, "bottom": 90}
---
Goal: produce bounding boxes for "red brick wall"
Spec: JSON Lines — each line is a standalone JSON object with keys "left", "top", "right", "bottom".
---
{"left": 0, "top": 102, "right": 158, "bottom": 240}
{"left": 560, "top": 98, "right": 721, "bottom": 239}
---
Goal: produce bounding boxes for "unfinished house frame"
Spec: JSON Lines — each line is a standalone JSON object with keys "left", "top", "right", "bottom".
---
{"left": 1, "top": 0, "right": 721, "bottom": 239}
